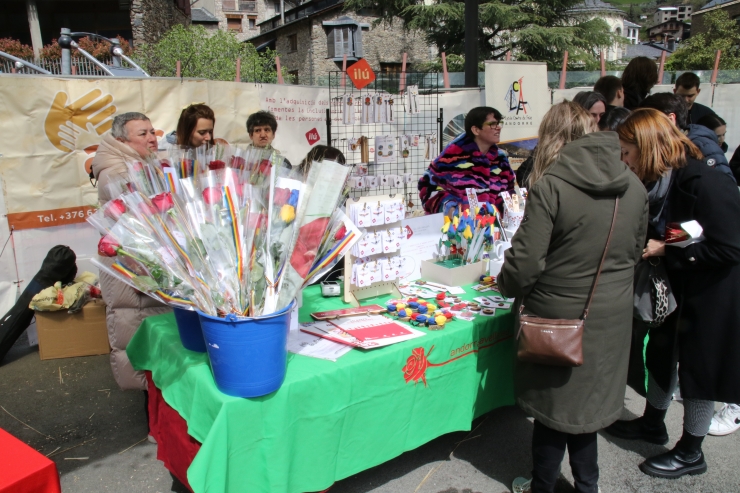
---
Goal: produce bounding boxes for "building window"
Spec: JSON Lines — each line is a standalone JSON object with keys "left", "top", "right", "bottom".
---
{"left": 274, "top": 1, "right": 281, "bottom": 15}
{"left": 248, "top": 17, "right": 256, "bottom": 29}
{"left": 227, "top": 16, "right": 243, "bottom": 32}
{"left": 288, "top": 34, "right": 298, "bottom": 52}
{"left": 379, "top": 62, "right": 403, "bottom": 74}
{"left": 326, "top": 26, "right": 363, "bottom": 59}
{"left": 288, "top": 70, "right": 299, "bottom": 84}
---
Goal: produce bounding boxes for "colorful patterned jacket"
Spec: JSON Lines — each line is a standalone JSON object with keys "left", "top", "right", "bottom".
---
{"left": 418, "top": 132, "right": 515, "bottom": 214}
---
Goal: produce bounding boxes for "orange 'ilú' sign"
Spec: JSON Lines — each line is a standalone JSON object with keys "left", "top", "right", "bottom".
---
{"left": 347, "top": 59, "right": 376, "bottom": 90}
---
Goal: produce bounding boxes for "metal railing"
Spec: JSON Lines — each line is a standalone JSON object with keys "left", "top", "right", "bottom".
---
{"left": 0, "top": 57, "right": 115, "bottom": 76}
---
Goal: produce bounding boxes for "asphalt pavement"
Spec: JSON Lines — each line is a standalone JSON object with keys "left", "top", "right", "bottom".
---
{"left": 1, "top": 331, "right": 738, "bottom": 493}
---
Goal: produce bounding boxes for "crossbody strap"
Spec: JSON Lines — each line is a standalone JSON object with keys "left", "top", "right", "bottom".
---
{"left": 519, "top": 197, "right": 620, "bottom": 321}
{"left": 581, "top": 197, "right": 620, "bottom": 320}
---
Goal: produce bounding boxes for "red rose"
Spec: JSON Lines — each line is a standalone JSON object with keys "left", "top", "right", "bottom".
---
{"left": 402, "top": 346, "right": 433, "bottom": 386}
{"left": 273, "top": 188, "right": 290, "bottom": 206}
{"left": 89, "top": 286, "right": 102, "bottom": 298}
{"left": 152, "top": 192, "right": 174, "bottom": 213}
{"left": 202, "top": 187, "right": 222, "bottom": 205}
{"left": 334, "top": 224, "right": 347, "bottom": 241}
{"left": 104, "top": 199, "right": 126, "bottom": 220}
{"left": 160, "top": 159, "right": 171, "bottom": 168}
{"left": 208, "top": 160, "right": 226, "bottom": 171}
{"left": 98, "top": 235, "right": 120, "bottom": 257}
{"left": 230, "top": 156, "right": 246, "bottom": 169}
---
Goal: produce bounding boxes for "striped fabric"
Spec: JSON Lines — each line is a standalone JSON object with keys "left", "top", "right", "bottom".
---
{"left": 418, "top": 132, "right": 515, "bottom": 214}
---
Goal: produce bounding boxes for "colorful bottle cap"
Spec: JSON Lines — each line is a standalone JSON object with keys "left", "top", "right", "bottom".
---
{"left": 416, "top": 315, "right": 427, "bottom": 323}
{"left": 398, "top": 309, "right": 407, "bottom": 317}
{"left": 387, "top": 304, "right": 396, "bottom": 311}
{"left": 436, "top": 293, "right": 445, "bottom": 300}
{"left": 434, "top": 315, "right": 447, "bottom": 326}
{"left": 417, "top": 305, "right": 428, "bottom": 314}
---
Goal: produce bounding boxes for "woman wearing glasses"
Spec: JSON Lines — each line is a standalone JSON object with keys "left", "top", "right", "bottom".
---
{"left": 418, "top": 106, "right": 516, "bottom": 214}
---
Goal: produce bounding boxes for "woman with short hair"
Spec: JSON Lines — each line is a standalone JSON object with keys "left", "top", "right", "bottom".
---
{"left": 418, "top": 106, "right": 515, "bottom": 214}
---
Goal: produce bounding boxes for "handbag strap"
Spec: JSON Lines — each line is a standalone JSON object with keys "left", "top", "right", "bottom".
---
{"left": 581, "top": 197, "right": 619, "bottom": 320}
{"left": 519, "top": 197, "right": 620, "bottom": 321}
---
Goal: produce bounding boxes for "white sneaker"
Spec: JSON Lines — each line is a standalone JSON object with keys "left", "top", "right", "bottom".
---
{"left": 512, "top": 477, "right": 531, "bottom": 493}
{"left": 708, "top": 403, "right": 740, "bottom": 436}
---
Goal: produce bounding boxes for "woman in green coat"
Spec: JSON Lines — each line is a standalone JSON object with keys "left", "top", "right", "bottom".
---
{"left": 498, "top": 101, "right": 649, "bottom": 493}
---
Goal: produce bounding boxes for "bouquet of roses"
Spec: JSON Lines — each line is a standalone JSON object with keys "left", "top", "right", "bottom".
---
{"left": 90, "top": 144, "right": 360, "bottom": 319}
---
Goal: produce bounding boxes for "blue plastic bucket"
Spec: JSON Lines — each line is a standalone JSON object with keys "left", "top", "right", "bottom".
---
{"left": 173, "top": 308, "right": 207, "bottom": 353}
{"left": 197, "top": 301, "right": 295, "bottom": 398}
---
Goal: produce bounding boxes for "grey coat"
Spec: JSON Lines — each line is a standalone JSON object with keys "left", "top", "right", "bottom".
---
{"left": 498, "top": 132, "right": 648, "bottom": 434}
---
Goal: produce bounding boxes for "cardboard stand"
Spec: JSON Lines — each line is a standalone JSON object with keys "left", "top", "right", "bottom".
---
{"left": 344, "top": 195, "right": 404, "bottom": 306}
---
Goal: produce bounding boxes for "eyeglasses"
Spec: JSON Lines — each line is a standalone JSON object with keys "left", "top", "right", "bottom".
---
{"left": 481, "top": 120, "right": 503, "bottom": 129}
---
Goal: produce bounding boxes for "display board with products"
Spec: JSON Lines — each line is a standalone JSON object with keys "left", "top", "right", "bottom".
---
{"left": 327, "top": 72, "right": 441, "bottom": 213}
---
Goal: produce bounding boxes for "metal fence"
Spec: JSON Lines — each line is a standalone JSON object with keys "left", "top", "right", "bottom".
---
{"left": 0, "top": 57, "right": 130, "bottom": 77}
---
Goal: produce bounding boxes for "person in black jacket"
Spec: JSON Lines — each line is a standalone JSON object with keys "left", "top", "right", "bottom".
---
{"left": 621, "top": 57, "right": 659, "bottom": 110}
{"left": 730, "top": 146, "right": 740, "bottom": 183}
{"left": 608, "top": 108, "right": 740, "bottom": 479}
{"left": 674, "top": 72, "right": 716, "bottom": 125}
{"left": 696, "top": 113, "right": 728, "bottom": 153}
{"left": 639, "top": 93, "right": 734, "bottom": 181}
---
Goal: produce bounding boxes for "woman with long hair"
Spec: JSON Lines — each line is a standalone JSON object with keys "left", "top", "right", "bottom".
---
{"left": 176, "top": 103, "right": 215, "bottom": 147}
{"left": 159, "top": 104, "right": 216, "bottom": 150}
{"left": 621, "top": 57, "right": 659, "bottom": 110}
{"left": 606, "top": 108, "right": 740, "bottom": 478}
{"left": 499, "top": 101, "right": 648, "bottom": 493}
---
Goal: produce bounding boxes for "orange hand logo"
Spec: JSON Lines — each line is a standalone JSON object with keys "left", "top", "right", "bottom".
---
{"left": 44, "top": 89, "right": 116, "bottom": 152}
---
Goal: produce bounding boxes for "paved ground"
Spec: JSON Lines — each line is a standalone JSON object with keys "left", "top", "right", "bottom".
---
{"left": 1, "top": 332, "right": 738, "bottom": 493}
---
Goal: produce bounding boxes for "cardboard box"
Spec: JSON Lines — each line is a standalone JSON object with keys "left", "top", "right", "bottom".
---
{"left": 420, "top": 259, "right": 486, "bottom": 286}
{"left": 35, "top": 299, "right": 110, "bottom": 360}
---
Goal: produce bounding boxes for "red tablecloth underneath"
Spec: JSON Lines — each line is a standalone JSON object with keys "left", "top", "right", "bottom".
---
{"left": 0, "top": 428, "right": 61, "bottom": 493}
{"left": 146, "top": 371, "right": 202, "bottom": 493}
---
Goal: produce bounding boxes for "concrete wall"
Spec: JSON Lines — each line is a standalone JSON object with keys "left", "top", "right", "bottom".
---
{"left": 131, "top": 0, "right": 190, "bottom": 47}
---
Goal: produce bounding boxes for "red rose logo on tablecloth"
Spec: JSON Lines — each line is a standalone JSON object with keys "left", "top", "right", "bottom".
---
{"left": 402, "top": 334, "right": 514, "bottom": 387}
{"left": 403, "top": 346, "right": 435, "bottom": 386}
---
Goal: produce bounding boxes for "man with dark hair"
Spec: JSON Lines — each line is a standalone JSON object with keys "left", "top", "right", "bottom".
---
{"left": 594, "top": 75, "right": 624, "bottom": 108}
{"left": 246, "top": 110, "right": 278, "bottom": 148}
{"left": 419, "top": 106, "right": 515, "bottom": 214}
{"left": 640, "top": 93, "right": 733, "bottom": 180}
{"left": 674, "top": 72, "right": 716, "bottom": 125}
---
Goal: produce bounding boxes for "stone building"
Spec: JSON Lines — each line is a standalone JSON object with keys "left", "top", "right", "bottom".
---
{"left": 190, "top": 0, "right": 296, "bottom": 41}
{"left": 246, "top": 0, "right": 433, "bottom": 85}
{"left": 692, "top": 0, "right": 740, "bottom": 35}
{"left": 647, "top": 19, "right": 690, "bottom": 42}
{"left": 130, "top": 0, "right": 190, "bottom": 46}
{"left": 568, "top": 0, "right": 632, "bottom": 61}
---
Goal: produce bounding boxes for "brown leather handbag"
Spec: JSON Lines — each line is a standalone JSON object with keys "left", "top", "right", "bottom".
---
{"left": 516, "top": 197, "right": 619, "bottom": 367}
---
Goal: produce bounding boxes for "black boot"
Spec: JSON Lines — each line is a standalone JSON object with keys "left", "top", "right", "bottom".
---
{"left": 639, "top": 430, "right": 707, "bottom": 479}
{"left": 603, "top": 401, "right": 669, "bottom": 445}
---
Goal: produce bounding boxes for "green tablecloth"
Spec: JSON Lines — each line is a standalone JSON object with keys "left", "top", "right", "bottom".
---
{"left": 127, "top": 284, "right": 516, "bottom": 493}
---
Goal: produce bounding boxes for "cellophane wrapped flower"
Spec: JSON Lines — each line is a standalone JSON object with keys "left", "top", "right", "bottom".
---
{"left": 89, "top": 144, "right": 361, "bottom": 320}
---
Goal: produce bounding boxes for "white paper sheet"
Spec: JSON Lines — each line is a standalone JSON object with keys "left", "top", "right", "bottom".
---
{"left": 287, "top": 328, "right": 352, "bottom": 361}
